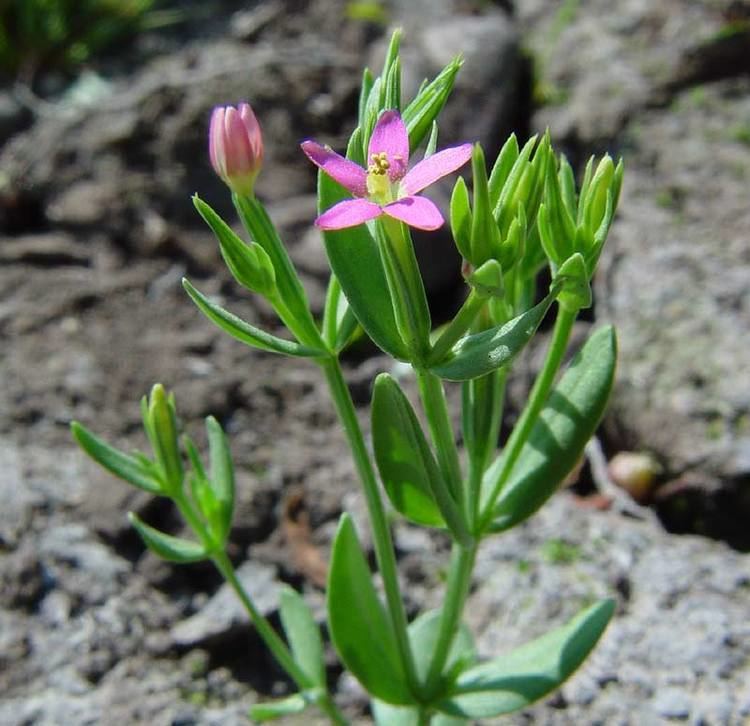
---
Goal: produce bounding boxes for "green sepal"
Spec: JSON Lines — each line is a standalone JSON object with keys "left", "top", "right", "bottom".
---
{"left": 486, "top": 326, "right": 616, "bottom": 533}
{"left": 428, "top": 290, "right": 557, "bottom": 381}
{"left": 470, "top": 144, "right": 503, "bottom": 265}
{"left": 71, "top": 421, "right": 163, "bottom": 494}
{"left": 372, "top": 375, "right": 470, "bottom": 544}
{"left": 279, "top": 586, "right": 326, "bottom": 688}
{"left": 437, "top": 599, "right": 616, "bottom": 719}
{"left": 487, "top": 133, "right": 520, "bottom": 209}
{"left": 182, "top": 278, "right": 326, "bottom": 358}
{"left": 424, "top": 120, "right": 439, "bottom": 158}
{"left": 466, "top": 259, "right": 504, "bottom": 299}
{"left": 206, "top": 416, "right": 234, "bottom": 543}
{"left": 554, "top": 253, "right": 592, "bottom": 311}
{"left": 327, "top": 514, "right": 412, "bottom": 705}
{"left": 541, "top": 159, "right": 577, "bottom": 266}
{"left": 128, "top": 512, "right": 208, "bottom": 563}
{"left": 379, "top": 28, "right": 402, "bottom": 108}
{"left": 493, "top": 134, "right": 538, "bottom": 234}
{"left": 450, "top": 176, "right": 472, "bottom": 261}
{"left": 318, "top": 137, "right": 409, "bottom": 361}
{"left": 402, "top": 55, "right": 462, "bottom": 153}
{"left": 144, "top": 384, "right": 183, "bottom": 493}
{"left": 193, "top": 195, "right": 276, "bottom": 297}
{"left": 358, "top": 67, "right": 375, "bottom": 139}
{"left": 581, "top": 155, "right": 615, "bottom": 238}
{"left": 384, "top": 57, "right": 402, "bottom": 111}
{"left": 249, "top": 693, "right": 309, "bottom": 722}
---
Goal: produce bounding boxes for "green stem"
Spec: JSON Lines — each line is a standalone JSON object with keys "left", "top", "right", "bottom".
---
{"left": 318, "top": 356, "right": 421, "bottom": 699}
{"left": 176, "top": 493, "right": 348, "bottom": 725}
{"left": 375, "top": 218, "right": 432, "bottom": 364}
{"left": 479, "top": 305, "right": 576, "bottom": 530}
{"left": 427, "top": 289, "right": 486, "bottom": 365}
{"left": 212, "top": 549, "right": 312, "bottom": 690}
{"left": 423, "top": 542, "right": 478, "bottom": 699}
{"left": 415, "top": 369, "right": 463, "bottom": 507}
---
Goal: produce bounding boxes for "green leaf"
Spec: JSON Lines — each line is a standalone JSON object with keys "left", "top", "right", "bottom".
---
{"left": 182, "top": 278, "right": 326, "bottom": 358}
{"left": 279, "top": 586, "right": 326, "bottom": 688}
{"left": 487, "top": 326, "right": 617, "bottom": 532}
{"left": 487, "top": 133, "right": 519, "bottom": 209}
{"left": 206, "top": 416, "right": 234, "bottom": 542}
{"left": 128, "top": 512, "right": 208, "bottom": 563}
{"left": 318, "top": 149, "right": 409, "bottom": 360}
{"left": 429, "top": 291, "right": 556, "bottom": 381}
{"left": 372, "top": 375, "right": 469, "bottom": 543}
{"left": 450, "top": 177, "right": 472, "bottom": 261}
{"left": 438, "top": 599, "right": 615, "bottom": 719}
{"left": 249, "top": 693, "right": 308, "bottom": 721}
{"left": 402, "top": 55, "right": 462, "bottom": 152}
{"left": 327, "top": 514, "right": 412, "bottom": 705}
{"left": 373, "top": 701, "right": 468, "bottom": 726}
{"left": 373, "top": 611, "right": 476, "bottom": 725}
{"left": 470, "top": 144, "right": 503, "bottom": 265}
{"left": 71, "top": 422, "right": 162, "bottom": 494}
{"left": 193, "top": 195, "right": 276, "bottom": 297}
{"left": 408, "top": 609, "right": 477, "bottom": 684}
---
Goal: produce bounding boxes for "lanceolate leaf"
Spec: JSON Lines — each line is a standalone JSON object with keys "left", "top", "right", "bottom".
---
{"left": 429, "top": 292, "right": 556, "bottom": 381}
{"left": 128, "top": 512, "right": 208, "bottom": 563}
{"left": 438, "top": 599, "right": 615, "bottom": 719}
{"left": 71, "top": 422, "right": 162, "bottom": 494}
{"left": 182, "top": 278, "right": 326, "bottom": 358}
{"left": 327, "top": 514, "right": 412, "bottom": 705}
{"left": 372, "top": 375, "right": 469, "bottom": 544}
{"left": 372, "top": 376, "right": 445, "bottom": 528}
{"left": 206, "top": 416, "right": 234, "bottom": 542}
{"left": 487, "top": 326, "right": 617, "bottom": 532}
{"left": 279, "top": 586, "right": 326, "bottom": 688}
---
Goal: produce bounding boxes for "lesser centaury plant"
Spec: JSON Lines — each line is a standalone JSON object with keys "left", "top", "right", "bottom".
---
{"left": 72, "top": 31, "right": 623, "bottom": 724}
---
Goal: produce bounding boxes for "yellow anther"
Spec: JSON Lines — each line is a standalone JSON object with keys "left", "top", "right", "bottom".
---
{"left": 369, "top": 152, "right": 390, "bottom": 175}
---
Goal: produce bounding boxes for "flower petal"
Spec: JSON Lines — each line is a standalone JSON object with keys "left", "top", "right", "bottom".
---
{"left": 368, "top": 110, "right": 409, "bottom": 182}
{"left": 400, "top": 143, "right": 473, "bottom": 195}
{"left": 301, "top": 141, "right": 367, "bottom": 196}
{"left": 384, "top": 196, "right": 444, "bottom": 231}
{"left": 316, "top": 199, "right": 383, "bottom": 230}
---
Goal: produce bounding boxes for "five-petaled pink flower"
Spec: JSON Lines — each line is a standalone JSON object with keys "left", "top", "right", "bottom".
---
{"left": 301, "top": 110, "right": 472, "bottom": 231}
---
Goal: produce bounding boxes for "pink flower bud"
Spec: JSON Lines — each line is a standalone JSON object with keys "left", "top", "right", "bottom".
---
{"left": 209, "top": 103, "right": 263, "bottom": 196}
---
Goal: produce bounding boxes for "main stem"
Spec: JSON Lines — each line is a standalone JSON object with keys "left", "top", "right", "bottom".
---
{"left": 480, "top": 305, "right": 577, "bottom": 529}
{"left": 319, "top": 355, "right": 420, "bottom": 699}
{"left": 423, "top": 541, "right": 477, "bottom": 698}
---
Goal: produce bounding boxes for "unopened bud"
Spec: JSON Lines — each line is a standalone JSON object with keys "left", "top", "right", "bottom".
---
{"left": 209, "top": 103, "right": 263, "bottom": 196}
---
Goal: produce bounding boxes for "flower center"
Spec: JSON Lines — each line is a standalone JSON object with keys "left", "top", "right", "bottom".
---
{"left": 366, "top": 151, "right": 397, "bottom": 203}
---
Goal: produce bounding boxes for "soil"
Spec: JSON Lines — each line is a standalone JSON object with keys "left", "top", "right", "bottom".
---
{"left": 1, "top": 1, "right": 749, "bottom": 724}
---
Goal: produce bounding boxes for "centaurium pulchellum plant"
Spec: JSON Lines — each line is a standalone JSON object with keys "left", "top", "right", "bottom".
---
{"left": 72, "top": 31, "right": 623, "bottom": 724}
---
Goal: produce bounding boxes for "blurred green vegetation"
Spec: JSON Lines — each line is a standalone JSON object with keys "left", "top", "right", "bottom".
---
{"left": 0, "top": 0, "right": 179, "bottom": 81}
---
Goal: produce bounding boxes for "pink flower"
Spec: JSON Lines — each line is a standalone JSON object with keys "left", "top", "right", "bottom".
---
{"left": 209, "top": 103, "right": 264, "bottom": 196}
{"left": 301, "top": 110, "right": 472, "bottom": 231}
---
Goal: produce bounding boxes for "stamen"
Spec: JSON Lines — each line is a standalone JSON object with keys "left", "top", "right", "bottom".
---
{"left": 368, "top": 151, "right": 390, "bottom": 175}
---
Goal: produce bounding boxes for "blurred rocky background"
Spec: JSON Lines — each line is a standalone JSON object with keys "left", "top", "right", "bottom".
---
{"left": 1, "top": 0, "right": 749, "bottom": 723}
